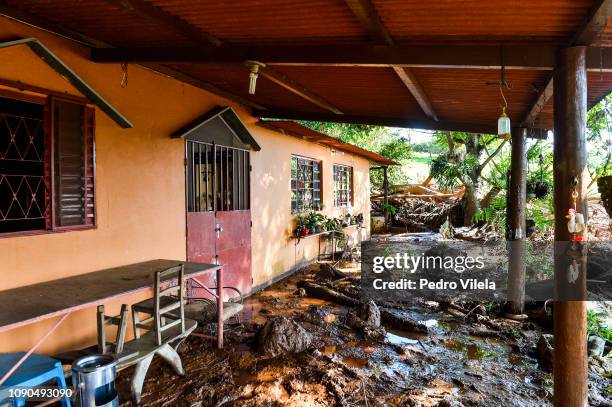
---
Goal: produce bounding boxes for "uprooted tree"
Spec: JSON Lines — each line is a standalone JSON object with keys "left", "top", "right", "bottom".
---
{"left": 429, "top": 132, "right": 508, "bottom": 226}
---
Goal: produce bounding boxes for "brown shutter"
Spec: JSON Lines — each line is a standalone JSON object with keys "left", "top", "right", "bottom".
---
{"left": 52, "top": 98, "right": 95, "bottom": 229}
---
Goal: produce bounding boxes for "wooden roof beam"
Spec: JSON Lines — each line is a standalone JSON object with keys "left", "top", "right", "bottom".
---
{"left": 343, "top": 0, "right": 438, "bottom": 120}
{"left": 90, "top": 45, "right": 612, "bottom": 71}
{"left": 102, "top": 0, "right": 222, "bottom": 47}
{"left": 521, "top": 0, "right": 612, "bottom": 126}
{"left": 257, "top": 66, "right": 342, "bottom": 114}
{"left": 252, "top": 109, "right": 507, "bottom": 134}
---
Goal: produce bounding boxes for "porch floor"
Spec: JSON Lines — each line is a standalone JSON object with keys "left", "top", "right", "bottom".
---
{"left": 114, "top": 259, "right": 609, "bottom": 406}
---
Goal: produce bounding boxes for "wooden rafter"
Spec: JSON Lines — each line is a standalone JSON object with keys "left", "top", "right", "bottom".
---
{"left": 521, "top": 0, "right": 612, "bottom": 126}
{"left": 90, "top": 45, "right": 612, "bottom": 71}
{"left": 342, "top": 0, "right": 438, "bottom": 120}
{"left": 258, "top": 66, "right": 342, "bottom": 114}
{"left": 103, "top": 0, "right": 340, "bottom": 113}
{"left": 102, "top": 0, "right": 222, "bottom": 47}
{"left": 0, "top": 2, "right": 265, "bottom": 111}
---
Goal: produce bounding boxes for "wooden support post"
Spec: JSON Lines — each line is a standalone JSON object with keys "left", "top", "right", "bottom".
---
{"left": 553, "top": 46, "right": 588, "bottom": 407}
{"left": 383, "top": 166, "right": 389, "bottom": 230}
{"left": 506, "top": 127, "right": 527, "bottom": 315}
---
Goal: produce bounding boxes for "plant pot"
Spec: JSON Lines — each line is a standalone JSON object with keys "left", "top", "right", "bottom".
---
{"left": 598, "top": 175, "right": 612, "bottom": 217}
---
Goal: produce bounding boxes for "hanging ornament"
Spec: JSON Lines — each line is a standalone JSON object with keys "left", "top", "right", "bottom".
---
{"left": 245, "top": 60, "right": 266, "bottom": 95}
{"left": 534, "top": 153, "right": 549, "bottom": 198}
{"left": 566, "top": 179, "right": 586, "bottom": 241}
{"left": 485, "top": 46, "right": 512, "bottom": 139}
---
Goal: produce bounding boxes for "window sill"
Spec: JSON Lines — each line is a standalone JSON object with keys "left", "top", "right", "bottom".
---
{"left": 0, "top": 225, "right": 96, "bottom": 239}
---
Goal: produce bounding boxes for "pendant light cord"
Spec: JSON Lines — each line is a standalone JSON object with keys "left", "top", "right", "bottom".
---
{"left": 499, "top": 85, "right": 508, "bottom": 110}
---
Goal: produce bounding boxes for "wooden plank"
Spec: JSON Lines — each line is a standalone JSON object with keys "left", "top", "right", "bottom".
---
{"left": 253, "top": 109, "right": 503, "bottom": 134}
{"left": 392, "top": 66, "right": 438, "bottom": 120}
{"left": 258, "top": 66, "right": 342, "bottom": 114}
{"left": 102, "top": 0, "right": 222, "bottom": 46}
{"left": 90, "top": 45, "right": 612, "bottom": 71}
{"left": 0, "top": 259, "right": 221, "bottom": 333}
{"left": 553, "top": 46, "right": 588, "bottom": 407}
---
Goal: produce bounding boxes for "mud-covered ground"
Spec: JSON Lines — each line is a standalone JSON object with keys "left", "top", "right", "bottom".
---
{"left": 116, "top": 260, "right": 612, "bottom": 407}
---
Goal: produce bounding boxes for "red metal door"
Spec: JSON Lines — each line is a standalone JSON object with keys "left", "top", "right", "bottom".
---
{"left": 186, "top": 141, "right": 252, "bottom": 298}
{"left": 215, "top": 210, "right": 252, "bottom": 295}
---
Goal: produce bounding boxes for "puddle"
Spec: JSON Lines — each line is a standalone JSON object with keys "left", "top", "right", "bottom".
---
{"left": 386, "top": 331, "right": 420, "bottom": 346}
{"left": 321, "top": 345, "right": 337, "bottom": 355}
{"left": 343, "top": 356, "right": 368, "bottom": 368}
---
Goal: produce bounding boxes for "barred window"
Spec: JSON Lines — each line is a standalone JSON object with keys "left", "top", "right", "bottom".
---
{"left": 0, "top": 93, "right": 95, "bottom": 236}
{"left": 333, "top": 164, "right": 352, "bottom": 208}
{"left": 291, "top": 156, "right": 321, "bottom": 213}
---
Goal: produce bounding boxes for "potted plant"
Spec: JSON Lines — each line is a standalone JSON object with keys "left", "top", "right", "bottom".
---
{"left": 294, "top": 214, "right": 309, "bottom": 237}
{"left": 354, "top": 213, "right": 364, "bottom": 226}
{"left": 306, "top": 211, "right": 325, "bottom": 234}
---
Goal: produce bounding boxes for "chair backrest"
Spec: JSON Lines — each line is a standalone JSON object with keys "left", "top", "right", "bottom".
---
{"left": 97, "top": 304, "right": 129, "bottom": 354}
{"left": 153, "top": 264, "right": 186, "bottom": 345}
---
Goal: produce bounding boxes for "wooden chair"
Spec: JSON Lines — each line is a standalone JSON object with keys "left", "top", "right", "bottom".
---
{"left": 97, "top": 304, "right": 129, "bottom": 355}
{"left": 131, "top": 265, "right": 186, "bottom": 346}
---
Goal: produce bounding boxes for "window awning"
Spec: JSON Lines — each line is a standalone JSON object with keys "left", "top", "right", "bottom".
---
{"left": 171, "top": 106, "right": 261, "bottom": 151}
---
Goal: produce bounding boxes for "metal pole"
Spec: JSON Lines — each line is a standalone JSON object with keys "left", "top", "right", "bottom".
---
{"left": 553, "top": 46, "right": 588, "bottom": 407}
{"left": 506, "top": 127, "right": 527, "bottom": 315}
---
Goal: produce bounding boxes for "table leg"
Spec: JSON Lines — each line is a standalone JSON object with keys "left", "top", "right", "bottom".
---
{"left": 131, "top": 355, "right": 153, "bottom": 405}
{"left": 216, "top": 267, "right": 223, "bottom": 349}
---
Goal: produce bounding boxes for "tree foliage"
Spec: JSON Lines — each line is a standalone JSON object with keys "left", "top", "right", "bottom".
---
{"left": 298, "top": 121, "right": 412, "bottom": 188}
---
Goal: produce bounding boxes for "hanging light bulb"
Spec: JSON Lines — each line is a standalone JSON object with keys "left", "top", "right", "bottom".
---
{"left": 497, "top": 86, "right": 511, "bottom": 139}
{"left": 245, "top": 61, "right": 266, "bottom": 95}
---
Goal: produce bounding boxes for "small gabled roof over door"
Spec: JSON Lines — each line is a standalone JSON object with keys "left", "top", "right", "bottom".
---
{"left": 171, "top": 106, "right": 261, "bottom": 151}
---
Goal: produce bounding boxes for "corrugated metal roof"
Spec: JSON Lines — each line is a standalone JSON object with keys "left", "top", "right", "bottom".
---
{"left": 0, "top": 0, "right": 609, "bottom": 132}
{"left": 259, "top": 120, "right": 399, "bottom": 165}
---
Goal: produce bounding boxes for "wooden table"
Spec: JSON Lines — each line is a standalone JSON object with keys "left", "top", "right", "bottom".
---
{"left": 0, "top": 259, "right": 224, "bottom": 347}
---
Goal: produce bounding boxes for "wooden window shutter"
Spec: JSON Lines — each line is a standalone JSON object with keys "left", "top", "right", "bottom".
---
{"left": 52, "top": 98, "right": 96, "bottom": 229}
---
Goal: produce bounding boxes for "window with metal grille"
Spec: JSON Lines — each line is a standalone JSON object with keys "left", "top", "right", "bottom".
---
{"left": 186, "top": 141, "right": 250, "bottom": 212}
{"left": 333, "top": 164, "right": 353, "bottom": 208}
{"left": 291, "top": 156, "right": 321, "bottom": 213}
{"left": 0, "top": 94, "right": 95, "bottom": 236}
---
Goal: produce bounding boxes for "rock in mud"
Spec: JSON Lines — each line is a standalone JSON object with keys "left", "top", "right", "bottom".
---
{"left": 358, "top": 300, "right": 381, "bottom": 327}
{"left": 588, "top": 335, "right": 606, "bottom": 357}
{"left": 537, "top": 334, "right": 554, "bottom": 372}
{"left": 257, "top": 316, "right": 313, "bottom": 357}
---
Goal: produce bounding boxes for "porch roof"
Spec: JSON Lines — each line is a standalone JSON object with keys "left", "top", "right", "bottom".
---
{"left": 0, "top": 0, "right": 611, "bottom": 133}
{"left": 258, "top": 120, "right": 399, "bottom": 166}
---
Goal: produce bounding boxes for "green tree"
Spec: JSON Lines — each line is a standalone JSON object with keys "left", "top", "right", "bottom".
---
{"left": 298, "top": 121, "right": 412, "bottom": 188}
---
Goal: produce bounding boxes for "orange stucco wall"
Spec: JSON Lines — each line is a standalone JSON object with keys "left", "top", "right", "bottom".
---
{"left": 0, "top": 17, "right": 370, "bottom": 355}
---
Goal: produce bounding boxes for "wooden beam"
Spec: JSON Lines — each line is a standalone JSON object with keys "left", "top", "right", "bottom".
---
{"left": 342, "top": 0, "right": 438, "bottom": 120}
{"left": 521, "top": 74, "right": 554, "bottom": 127}
{"left": 258, "top": 66, "right": 342, "bottom": 114}
{"left": 0, "top": 2, "right": 264, "bottom": 111}
{"left": 252, "top": 109, "right": 502, "bottom": 134}
{"left": 90, "top": 44, "right": 612, "bottom": 71}
{"left": 522, "top": 0, "right": 611, "bottom": 126}
{"left": 505, "top": 127, "right": 527, "bottom": 315}
{"left": 102, "top": 0, "right": 221, "bottom": 46}
{"left": 572, "top": 0, "right": 612, "bottom": 45}
{"left": 343, "top": 0, "right": 393, "bottom": 45}
{"left": 552, "top": 46, "right": 588, "bottom": 407}
{"left": 392, "top": 66, "right": 438, "bottom": 120}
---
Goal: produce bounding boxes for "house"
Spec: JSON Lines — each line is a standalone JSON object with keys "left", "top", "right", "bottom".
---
{"left": 0, "top": 15, "right": 395, "bottom": 354}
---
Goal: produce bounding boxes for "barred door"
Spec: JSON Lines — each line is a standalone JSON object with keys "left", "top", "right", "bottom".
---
{"left": 185, "top": 141, "right": 252, "bottom": 296}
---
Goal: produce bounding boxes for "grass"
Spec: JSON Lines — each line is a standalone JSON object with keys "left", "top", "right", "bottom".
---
{"left": 404, "top": 151, "right": 434, "bottom": 183}
{"left": 587, "top": 310, "right": 612, "bottom": 342}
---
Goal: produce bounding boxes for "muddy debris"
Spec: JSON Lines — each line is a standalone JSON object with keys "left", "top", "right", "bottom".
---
{"left": 257, "top": 316, "right": 313, "bottom": 357}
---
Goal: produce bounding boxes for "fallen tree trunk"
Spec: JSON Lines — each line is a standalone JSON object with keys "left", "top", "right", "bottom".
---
{"left": 297, "top": 280, "right": 360, "bottom": 307}
{"left": 379, "top": 308, "right": 428, "bottom": 333}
